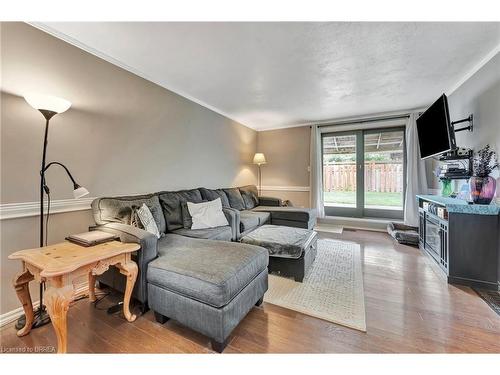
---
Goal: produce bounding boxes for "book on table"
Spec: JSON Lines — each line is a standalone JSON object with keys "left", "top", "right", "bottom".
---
{"left": 66, "top": 230, "right": 119, "bottom": 247}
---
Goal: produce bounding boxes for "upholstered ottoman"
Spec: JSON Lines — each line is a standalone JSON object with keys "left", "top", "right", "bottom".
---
{"left": 241, "top": 225, "right": 318, "bottom": 282}
{"left": 147, "top": 234, "right": 268, "bottom": 353}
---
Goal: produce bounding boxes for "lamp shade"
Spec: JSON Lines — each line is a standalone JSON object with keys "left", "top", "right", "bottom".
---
{"left": 253, "top": 153, "right": 267, "bottom": 165}
{"left": 73, "top": 186, "right": 89, "bottom": 199}
{"left": 24, "top": 94, "right": 72, "bottom": 114}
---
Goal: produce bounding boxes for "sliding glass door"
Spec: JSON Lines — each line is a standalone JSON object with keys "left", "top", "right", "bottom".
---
{"left": 322, "top": 131, "right": 363, "bottom": 217}
{"left": 322, "top": 127, "right": 406, "bottom": 219}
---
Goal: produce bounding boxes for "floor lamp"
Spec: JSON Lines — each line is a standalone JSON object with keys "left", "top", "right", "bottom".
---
{"left": 253, "top": 153, "right": 267, "bottom": 196}
{"left": 15, "top": 94, "right": 89, "bottom": 330}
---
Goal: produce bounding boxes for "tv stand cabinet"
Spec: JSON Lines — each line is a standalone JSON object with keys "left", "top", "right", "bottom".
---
{"left": 417, "top": 195, "right": 500, "bottom": 291}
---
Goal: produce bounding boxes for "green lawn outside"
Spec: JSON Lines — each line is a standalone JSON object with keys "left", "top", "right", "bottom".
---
{"left": 324, "top": 191, "right": 403, "bottom": 207}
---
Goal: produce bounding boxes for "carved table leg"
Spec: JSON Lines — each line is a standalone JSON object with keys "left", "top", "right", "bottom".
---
{"left": 13, "top": 269, "right": 35, "bottom": 337}
{"left": 117, "top": 261, "right": 138, "bottom": 322}
{"left": 88, "top": 273, "right": 97, "bottom": 302}
{"left": 45, "top": 284, "right": 74, "bottom": 354}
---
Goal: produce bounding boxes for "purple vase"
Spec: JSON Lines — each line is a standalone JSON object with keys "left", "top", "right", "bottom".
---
{"left": 469, "top": 176, "right": 496, "bottom": 204}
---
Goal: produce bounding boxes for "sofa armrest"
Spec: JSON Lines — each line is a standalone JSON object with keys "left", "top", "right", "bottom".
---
{"left": 94, "top": 223, "right": 159, "bottom": 266}
{"left": 258, "top": 196, "right": 282, "bottom": 207}
{"left": 222, "top": 207, "right": 240, "bottom": 241}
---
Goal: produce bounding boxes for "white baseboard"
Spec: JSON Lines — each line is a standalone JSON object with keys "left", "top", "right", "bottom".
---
{"left": 0, "top": 301, "right": 41, "bottom": 328}
{"left": 0, "top": 284, "right": 89, "bottom": 328}
{"left": 319, "top": 216, "right": 399, "bottom": 232}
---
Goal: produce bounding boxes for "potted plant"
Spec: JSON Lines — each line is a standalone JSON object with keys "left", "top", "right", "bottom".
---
{"left": 470, "top": 144, "right": 499, "bottom": 204}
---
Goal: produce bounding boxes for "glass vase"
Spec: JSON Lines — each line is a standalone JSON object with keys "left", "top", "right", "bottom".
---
{"left": 469, "top": 176, "right": 496, "bottom": 205}
{"left": 441, "top": 179, "right": 452, "bottom": 197}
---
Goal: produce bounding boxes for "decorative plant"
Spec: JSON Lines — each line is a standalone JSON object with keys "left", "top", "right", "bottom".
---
{"left": 434, "top": 166, "right": 452, "bottom": 196}
{"left": 472, "top": 145, "right": 499, "bottom": 177}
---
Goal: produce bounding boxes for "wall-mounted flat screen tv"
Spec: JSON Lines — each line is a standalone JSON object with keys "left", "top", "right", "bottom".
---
{"left": 416, "top": 94, "right": 456, "bottom": 159}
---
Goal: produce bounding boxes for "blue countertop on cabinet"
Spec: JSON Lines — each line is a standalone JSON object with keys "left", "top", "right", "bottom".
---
{"left": 416, "top": 195, "right": 500, "bottom": 215}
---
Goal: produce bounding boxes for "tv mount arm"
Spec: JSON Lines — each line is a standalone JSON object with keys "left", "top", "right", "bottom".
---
{"left": 452, "top": 114, "right": 473, "bottom": 133}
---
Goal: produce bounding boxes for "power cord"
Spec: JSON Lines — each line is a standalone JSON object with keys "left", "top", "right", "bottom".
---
{"left": 92, "top": 291, "right": 112, "bottom": 310}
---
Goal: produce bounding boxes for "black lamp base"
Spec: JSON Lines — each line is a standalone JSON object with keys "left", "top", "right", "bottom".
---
{"left": 15, "top": 307, "right": 51, "bottom": 330}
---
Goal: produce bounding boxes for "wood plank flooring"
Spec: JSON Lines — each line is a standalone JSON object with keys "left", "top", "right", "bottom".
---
{"left": 1, "top": 230, "right": 499, "bottom": 353}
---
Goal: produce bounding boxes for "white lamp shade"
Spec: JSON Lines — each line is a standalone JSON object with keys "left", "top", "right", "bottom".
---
{"left": 253, "top": 153, "right": 267, "bottom": 165}
{"left": 73, "top": 186, "right": 89, "bottom": 199}
{"left": 24, "top": 94, "right": 71, "bottom": 114}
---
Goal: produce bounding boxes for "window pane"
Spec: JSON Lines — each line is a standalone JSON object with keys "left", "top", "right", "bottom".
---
{"left": 323, "top": 134, "right": 357, "bottom": 208}
{"left": 363, "top": 130, "right": 404, "bottom": 210}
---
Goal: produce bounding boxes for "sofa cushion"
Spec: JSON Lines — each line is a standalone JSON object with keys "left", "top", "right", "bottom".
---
{"left": 239, "top": 210, "right": 270, "bottom": 233}
{"left": 91, "top": 194, "right": 166, "bottom": 234}
{"left": 199, "top": 187, "right": 230, "bottom": 208}
{"left": 252, "top": 206, "right": 317, "bottom": 223}
{"left": 158, "top": 189, "right": 203, "bottom": 231}
{"left": 223, "top": 187, "right": 246, "bottom": 211}
{"left": 239, "top": 185, "right": 259, "bottom": 210}
{"left": 147, "top": 234, "right": 268, "bottom": 307}
{"left": 171, "top": 226, "right": 232, "bottom": 241}
{"left": 239, "top": 211, "right": 260, "bottom": 233}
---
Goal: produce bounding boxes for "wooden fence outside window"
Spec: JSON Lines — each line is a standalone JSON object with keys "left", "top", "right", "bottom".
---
{"left": 323, "top": 162, "right": 403, "bottom": 193}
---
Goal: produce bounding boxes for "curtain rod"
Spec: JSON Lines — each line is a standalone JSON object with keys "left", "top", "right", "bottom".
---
{"left": 316, "top": 113, "right": 410, "bottom": 128}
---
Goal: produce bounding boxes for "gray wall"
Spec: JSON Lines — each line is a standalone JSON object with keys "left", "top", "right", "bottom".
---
{"left": 257, "top": 126, "right": 311, "bottom": 207}
{"left": 428, "top": 53, "right": 500, "bottom": 191}
{"left": 0, "top": 23, "right": 257, "bottom": 314}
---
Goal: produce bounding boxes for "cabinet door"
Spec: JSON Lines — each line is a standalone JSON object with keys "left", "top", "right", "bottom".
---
{"left": 439, "top": 223, "right": 449, "bottom": 272}
{"left": 419, "top": 211, "right": 425, "bottom": 247}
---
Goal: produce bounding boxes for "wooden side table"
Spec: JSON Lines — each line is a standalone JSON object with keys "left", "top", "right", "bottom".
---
{"left": 8, "top": 240, "right": 140, "bottom": 353}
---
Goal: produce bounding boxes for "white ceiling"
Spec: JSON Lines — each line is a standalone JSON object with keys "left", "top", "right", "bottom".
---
{"left": 36, "top": 22, "right": 500, "bottom": 131}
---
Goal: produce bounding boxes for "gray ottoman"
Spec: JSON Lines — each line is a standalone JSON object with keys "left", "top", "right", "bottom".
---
{"left": 241, "top": 225, "right": 318, "bottom": 282}
{"left": 147, "top": 234, "right": 268, "bottom": 353}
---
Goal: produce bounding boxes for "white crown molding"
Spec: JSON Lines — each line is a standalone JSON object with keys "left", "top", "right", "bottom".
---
{"left": 261, "top": 185, "right": 310, "bottom": 192}
{"left": 28, "top": 22, "right": 256, "bottom": 132}
{"left": 258, "top": 107, "right": 428, "bottom": 131}
{"left": 0, "top": 197, "right": 95, "bottom": 220}
{"left": 446, "top": 44, "right": 500, "bottom": 96}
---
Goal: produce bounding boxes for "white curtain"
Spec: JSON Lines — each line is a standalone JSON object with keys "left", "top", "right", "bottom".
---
{"left": 404, "top": 113, "right": 428, "bottom": 227}
{"left": 310, "top": 125, "right": 325, "bottom": 218}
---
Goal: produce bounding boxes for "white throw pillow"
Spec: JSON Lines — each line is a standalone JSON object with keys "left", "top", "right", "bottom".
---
{"left": 187, "top": 198, "right": 229, "bottom": 230}
{"left": 136, "top": 203, "right": 161, "bottom": 238}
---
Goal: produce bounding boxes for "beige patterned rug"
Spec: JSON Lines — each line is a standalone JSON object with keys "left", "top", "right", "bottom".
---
{"left": 264, "top": 238, "right": 366, "bottom": 332}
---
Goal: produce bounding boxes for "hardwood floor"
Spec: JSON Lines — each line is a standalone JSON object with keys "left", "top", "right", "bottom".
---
{"left": 1, "top": 229, "right": 499, "bottom": 353}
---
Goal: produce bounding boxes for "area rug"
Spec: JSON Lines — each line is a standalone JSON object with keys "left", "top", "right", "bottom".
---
{"left": 264, "top": 238, "right": 366, "bottom": 332}
{"left": 473, "top": 288, "right": 500, "bottom": 316}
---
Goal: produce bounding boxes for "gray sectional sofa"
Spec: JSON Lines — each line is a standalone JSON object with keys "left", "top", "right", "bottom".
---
{"left": 90, "top": 184, "right": 316, "bottom": 352}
